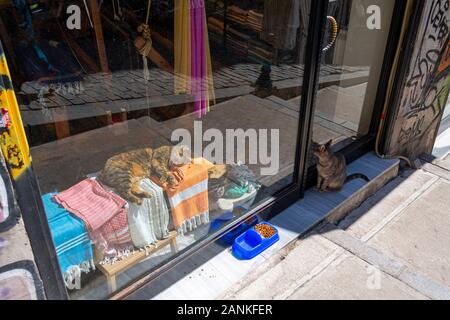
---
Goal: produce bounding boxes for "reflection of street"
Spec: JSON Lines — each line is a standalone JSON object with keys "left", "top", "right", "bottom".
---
{"left": 18, "top": 64, "right": 369, "bottom": 131}
{"left": 289, "top": 82, "right": 368, "bottom": 145}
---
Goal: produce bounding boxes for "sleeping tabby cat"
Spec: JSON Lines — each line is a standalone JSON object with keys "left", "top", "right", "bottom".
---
{"left": 313, "top": 140, "right": 369, "bottom": 192}
{"left": 98, "top": 145, "right": 191, "bottom": 204}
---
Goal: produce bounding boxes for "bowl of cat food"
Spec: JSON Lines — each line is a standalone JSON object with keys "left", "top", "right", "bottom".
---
{"left": 232, "top": 222, "right": 279, "bottom": 260}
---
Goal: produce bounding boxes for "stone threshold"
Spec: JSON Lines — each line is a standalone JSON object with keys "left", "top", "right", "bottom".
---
{"left": 127, "top": 152, "right": 399, "bottom": 300}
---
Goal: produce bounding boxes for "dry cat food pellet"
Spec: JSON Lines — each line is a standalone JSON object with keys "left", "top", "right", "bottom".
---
{"left": 254, "top": 224, "right": 276, "bottom": 238}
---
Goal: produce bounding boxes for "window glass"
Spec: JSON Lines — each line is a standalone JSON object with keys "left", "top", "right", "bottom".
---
{"left": 310, "top": 0, "right": 395, "bottom": 154}
{"left": 1, "top": 0, "right": 318, "bottom": 298}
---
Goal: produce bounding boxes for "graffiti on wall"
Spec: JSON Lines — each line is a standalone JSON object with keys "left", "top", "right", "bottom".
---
{"left": 0, "top": 43, "right": 31, "bottom": 180}
{"left": 0, "top": 149, "right": 20, "bottom": 232}
{"left": 0, "top": 261, "right": 45, "bottom": 300}
{"left": 0, "top": 151, "right": 43, "bottom": 299}
{"left": 397, "top": 0, "right": 450, "bottom": 145}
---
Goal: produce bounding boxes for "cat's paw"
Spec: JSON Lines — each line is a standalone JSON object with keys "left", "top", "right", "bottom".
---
{"left": 142, "top": 191, "right": 152, "bottom": 198}
{"left": 129, "top": 195, "right": 143, "bottom": 205}
{"left": 167, "top": 173, "right": 180, "bottom": 186}
{"left": 131, "top": 186, "right": 152, "bottom": 199}
{"left": 172, "top": 168, "right": 184, "bottom": 183}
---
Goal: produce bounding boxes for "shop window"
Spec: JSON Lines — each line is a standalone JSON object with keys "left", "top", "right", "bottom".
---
{"left": 0, "top": 0, "right": 398, "bottom": 299}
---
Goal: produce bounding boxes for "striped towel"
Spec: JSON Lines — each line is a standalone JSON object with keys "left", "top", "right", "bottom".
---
{"left": 127, "top": 179, "right": 170, "bottom": 248}
{"left": 155, "top": 163, "right": 209, "bottom": 235}
{"left": 54, "top": 179, "right": 132, "bottom": 258}
{"left": 53, "top": 179, "right": 126, "bottom": 231}
{"left": 42, "top": 193, "right": 94, "bottom": 287}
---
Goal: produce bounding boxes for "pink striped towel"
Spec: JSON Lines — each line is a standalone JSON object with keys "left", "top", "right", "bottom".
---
{"left": 91, "top": 209, "right": 132, "bottom": 257}
{"left": 54, "top": 179, "right": 132, "bottom": 257}
{"left": 54, "top": 179, "right": 126, "bottom": 231}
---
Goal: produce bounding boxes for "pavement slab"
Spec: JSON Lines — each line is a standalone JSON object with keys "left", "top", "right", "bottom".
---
{"left": 288, "top": 253, "right": 428, "bottom": 300}
{"left": 224, "top": 234, "right": 343, "bottom": 300}
{"left": 434, "top": 153, "right": 450, "bottom": 171}
{"left": 339, "top": 170, "right": 439, "bottom": 240}
{"left": 367, "top": 179, "right": 450, "bottom": 289}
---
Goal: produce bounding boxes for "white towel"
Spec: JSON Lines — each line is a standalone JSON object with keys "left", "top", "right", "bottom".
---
{"left": 127, "top": 179, "right": 170, "bottom": 248}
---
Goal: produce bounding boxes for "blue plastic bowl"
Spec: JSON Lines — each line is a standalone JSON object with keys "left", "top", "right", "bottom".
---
{"left": 232, "top": 222, "right": 280, "bottom": 260}
{"left": 209, "top": 207, "right": 260, "bottom": 246}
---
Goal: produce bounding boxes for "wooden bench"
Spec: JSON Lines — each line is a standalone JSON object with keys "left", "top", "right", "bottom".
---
{"left": 96, "top": 231, "right": 179, "bottom": 293}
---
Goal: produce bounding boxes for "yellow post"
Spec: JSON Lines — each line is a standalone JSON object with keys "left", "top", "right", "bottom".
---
{"left": 0, "top": 41, "right": 31, "bottom": 179}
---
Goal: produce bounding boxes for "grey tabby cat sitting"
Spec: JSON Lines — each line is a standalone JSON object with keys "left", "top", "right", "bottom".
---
{"left": 313, "top": 140, "right": 369, "bottom": 192}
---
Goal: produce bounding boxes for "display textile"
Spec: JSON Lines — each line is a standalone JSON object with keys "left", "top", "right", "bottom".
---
{"left": 174, "top": 0, "right": 215, "bottom": 118}
{"left": 54, "top": 179, "right": 132, "bottom": 258}
{"left": 42, "top": 193, "right": 94, "bottom": 288}
{"left": 154, "top": 162, "right": 209, "bottom": 235}
{"left": 127, "top": 179, "right": 170, "bottom": 248}
{"left": 174, "top": 0, "right": 191, "bottom": 94}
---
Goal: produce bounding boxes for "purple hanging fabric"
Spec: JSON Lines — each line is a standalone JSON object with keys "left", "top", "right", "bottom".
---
{"left": 199, "top": 1, "right": 206, "bottom": 117}
{"left": 190, "top": 0, "right": 207, "bottom": 118}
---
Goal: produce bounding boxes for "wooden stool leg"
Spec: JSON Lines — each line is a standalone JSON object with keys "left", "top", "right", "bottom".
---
{"left": 107, "top": 275, "right": 117, "bottom": 293}
{"left": 170, "top": 237, "right": 179, "bottom": 253}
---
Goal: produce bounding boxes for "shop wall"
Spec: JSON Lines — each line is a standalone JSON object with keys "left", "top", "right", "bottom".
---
{"left": 0, "top": 42, "right": 45, "bottom": 300}
{"left": 0, "top": 152, "right": 45, "bottom": 300}
{"left": 385, "top": 0, "right": 450, "bottom": 159}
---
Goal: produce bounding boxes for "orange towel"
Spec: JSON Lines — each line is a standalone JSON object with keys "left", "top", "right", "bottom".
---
{"left": 154, "top": 163, "right": 209, "bottom": 234}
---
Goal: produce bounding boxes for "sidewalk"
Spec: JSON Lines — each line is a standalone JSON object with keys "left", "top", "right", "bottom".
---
{"left": 221, "top": 153, "right": 450, "bottom": 300}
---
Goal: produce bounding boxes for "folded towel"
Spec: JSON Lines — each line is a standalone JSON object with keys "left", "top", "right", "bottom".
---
{"left": 154, "top": 163, "right": 209, "bottom": 235}
{"left": 54, "top": 179, "right": 126, "bottom": 231}
{"left": 127, "top": 179, "right": 170, "bottom": 248}
{"left": 42, "top": 193, "right": 94, "bottom": 288}
{"left": 54, "top": 179, "right": 132, "bottom": 259}
{"left": 91, "top": 207, "right": 132, "bottom": 258}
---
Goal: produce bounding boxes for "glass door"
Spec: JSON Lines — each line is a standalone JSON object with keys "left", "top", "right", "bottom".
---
{"left": 308, "top": 0, "right": 397, "bottom": 162}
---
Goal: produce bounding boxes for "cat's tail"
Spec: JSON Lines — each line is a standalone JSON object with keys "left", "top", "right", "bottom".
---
{"left": 345, "top": 173, "right": 370, "bottom": 183}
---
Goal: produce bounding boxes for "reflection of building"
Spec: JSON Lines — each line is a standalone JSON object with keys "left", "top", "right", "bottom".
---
{"left": 0, "top": 0, "right": 448, "bottom": 300}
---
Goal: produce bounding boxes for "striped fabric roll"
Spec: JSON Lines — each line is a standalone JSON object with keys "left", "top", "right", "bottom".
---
{"left": 42, "top": 193, "right": 95, "bottom": 287}
{"left": 54, "top": 179, "right": 132, "bottom": 258}
{"left": 127, "top": 179, "right": 170, "bottom": 248}
{"left": 54, "top": 179, "right": 126, "bottom": 231}
{"left": 155, "top": 163, "right": 210, "bottom": 235}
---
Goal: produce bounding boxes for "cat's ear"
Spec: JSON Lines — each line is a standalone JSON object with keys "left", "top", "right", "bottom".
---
{"left": 325, "top": 139, "right": 333, "bottom": 147}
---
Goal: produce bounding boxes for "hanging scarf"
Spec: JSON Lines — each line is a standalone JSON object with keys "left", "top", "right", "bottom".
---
{"left": 174, "top": 0, "right": 215, "bottom": 118}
